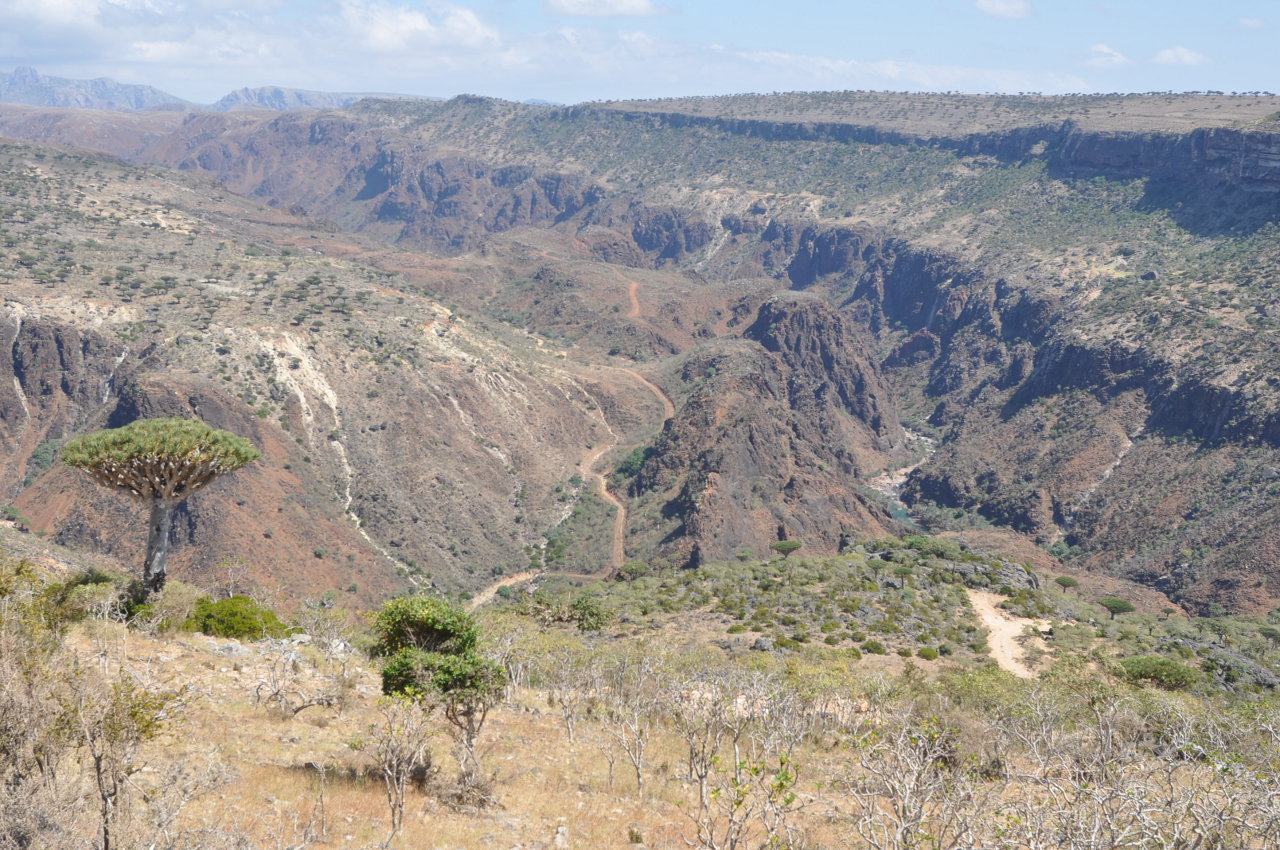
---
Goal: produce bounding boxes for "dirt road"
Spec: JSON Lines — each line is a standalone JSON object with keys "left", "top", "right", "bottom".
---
{"left": 966, "top": 589, "right": 1049, "bottom": 679}
{"left": 466, "top": 571, "right": 540, "bottom": 611}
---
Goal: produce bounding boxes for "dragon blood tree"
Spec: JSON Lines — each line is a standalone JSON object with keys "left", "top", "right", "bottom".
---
{"left": 61, "top": 417, "right": 260, "bottom": 598}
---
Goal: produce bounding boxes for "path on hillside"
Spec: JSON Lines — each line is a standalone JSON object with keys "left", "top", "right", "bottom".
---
{"left": 515, "top": 291, "right": 676, "bottom": 571}
{"left": 967, "top": 589, "right": 1048, "bottom": 679}
{"left": 626, "top": 280, "right": 641, "bottom": 318}
{"left": 552, "top": 263, "right": 675, "bottom": 571}
{"left": 574, "top": 359, "right": 675, "bottom": 570}
{"left": 618, "top": 366, "right": 676, "bottom": 421}
{"left": 466, "top": 571, "right": 540, "bottom": 611}
{"left": 468, "top": 568, "right": 614, "bottom": 611}
{"left": 579, "top": 424, "right": 629, "bottom": 569}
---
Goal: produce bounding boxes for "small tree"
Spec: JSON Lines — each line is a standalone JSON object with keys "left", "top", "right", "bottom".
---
{"left": 61, "top": 418, "right": 259, "bottom": 599}
{"left": 376, "top": 597, "right": 504, "bottom": 801}
{"left": 771, "top": 540, "right": 802, "bottom": 559}
{"left": 1098, "top": 597, "right": 1136, "bottom": 621}
{"left": 1055, "top": 576, "right": 1079, "bottom": 594}
{"left": 353, "top": 696, "right": 436, "bottom": 839}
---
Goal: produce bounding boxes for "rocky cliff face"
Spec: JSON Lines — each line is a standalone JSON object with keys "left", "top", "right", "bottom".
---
{"left": 602, "top": 107, "right": 1280, "bottom": 192}
{"left": 0, "top": 309, "right": 131, "bottom": 496}
{"left": 749, "top": 221, "right": 1280, "bottom": 613}
{"left": 626, "top": 296, "right": 899, "bottom": 567}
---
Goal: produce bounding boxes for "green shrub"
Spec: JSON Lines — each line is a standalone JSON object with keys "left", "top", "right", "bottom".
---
{"left": 897, "top": 647, "right": 913, "bottom": 657}
{"left": 381, "top": 647, "right": 430, "bottom": 696}
{"left": 570, "top": 595, "right": 611, "bottom": 632}
{"left": 917, "top": 647, "right": 940, "bottom": 661}
{"left": 381, "top": 643, "right": 505, "bottom": 701}
{"left": 1120, "top": 655, "right": 1199, "bottom": 690}
{"left": 129, "top": 580, "right": 203, "bottom": 634}
{"left": 373, "top": 596, "right": 477, "bottom": 656}
{"left": 184, "top": 595, "right": 289, "bottom": 639}
{"left": 615, "top": 445, "right": 653, "bottom": 478}
{"left": 861, "top": 640, "right": 887, "bottom": 655}
{"left": 616, "top": 561, "right": 652, "bottom": 581}
{"left": 41, "top": 567, "right": 126, "bottom": 623}
{"left": 727, "top": 624, "right": 747, "bottom": 634}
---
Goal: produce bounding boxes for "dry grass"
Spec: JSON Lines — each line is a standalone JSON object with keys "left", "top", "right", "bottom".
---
{"left": 65, "top": 622, "right": 831, "bottom": 849}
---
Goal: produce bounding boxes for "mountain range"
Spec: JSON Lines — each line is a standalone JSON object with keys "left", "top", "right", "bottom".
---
{"left": 0, "top": 66, "right": 430, "bottom": 113}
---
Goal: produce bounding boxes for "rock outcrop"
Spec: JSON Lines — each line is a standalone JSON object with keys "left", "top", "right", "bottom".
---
{"left": 626, "top": 296, "right": 899, "bottom": 567}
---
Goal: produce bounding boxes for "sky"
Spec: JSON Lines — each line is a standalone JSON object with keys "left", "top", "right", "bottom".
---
{"left": 0, "top": 0, "right": 1275, "bottom": 105}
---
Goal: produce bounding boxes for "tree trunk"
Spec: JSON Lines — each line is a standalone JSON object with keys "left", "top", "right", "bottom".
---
{"left": 142, "top": 498, "right": 176, "bottom": 598}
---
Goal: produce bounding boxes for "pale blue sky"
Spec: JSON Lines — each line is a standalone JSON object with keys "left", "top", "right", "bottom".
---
{"left": 0, "top": 0, "right": 1274, "bottom": 104}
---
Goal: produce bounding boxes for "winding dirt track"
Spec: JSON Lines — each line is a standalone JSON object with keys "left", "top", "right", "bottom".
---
{"left": 577, "top": 361, "right": 674, "bottom": 569}
{"left": 626, "top": 279, "right": 641, "bottom": 318}
{"left": 544, "top": 265, "right": 676, "bottom": 571}
{"left": 619, "top": 366, "right": 676, "bottom": 420}
{"left": 579, "top": 436, "right": 629, "bottom": 568}
{"left": 967, "top": 589, "right": 1049, "bottom": 679}
{"left": 466, "top": 570, "right": 540, "bottom": 611}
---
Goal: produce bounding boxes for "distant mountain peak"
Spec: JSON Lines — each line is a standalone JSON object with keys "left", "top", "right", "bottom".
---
{"left": 0, "top": 66, "right": 188, "bottom": 111}
{"left": 209, "top": 85, "right": 431, "bottom": 112}
{"left": 0, "top": 67, "right": 434, "bottom": 114}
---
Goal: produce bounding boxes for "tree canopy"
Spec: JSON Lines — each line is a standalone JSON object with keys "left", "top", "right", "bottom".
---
{"left": 373, "top": 596, "right": 479, "bottom": 657}
{"left": 61, "top": 417, "right": 260, "bottom": 503}
{"left": 1098, "top": 597, "right": 1137, "bottom": 620}
{"left": 770, "top": 540, "right": 802, "bottom": 558}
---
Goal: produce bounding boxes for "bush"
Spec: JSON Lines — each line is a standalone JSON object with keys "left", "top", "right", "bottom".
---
{"left": 1120, "top": 655, "right": 1199, "bottom": 690}
{"left": 861, "top": 640, "right": 887, "bottom": 655}
{"left": 616, "top": 561, "right": 652, "bottom": 581}
{"left": 615, "top": 445, "right": 653, "bottom": 478}
{"left": 903, "top": 535, "right": 962, "bottom": 560}
{"left": 570, "top": 595, "right": 611, "bottom": 632}
{"left": 130, "top": 580, "right": 203, "bottom": 634}
{"left": 184, "top": 595, "right": 289, "bottom": 639}
{"left": 374, "top": 596, "right": 477, "bottom": 656}
{"left": 917, "top": 647, "right": 940, "bottom": 661}
{"left": 42, "top": 568, "right": 126, "bottom": 623}
{"left": 381, "top": 647, "right": 431, "bottom": 697}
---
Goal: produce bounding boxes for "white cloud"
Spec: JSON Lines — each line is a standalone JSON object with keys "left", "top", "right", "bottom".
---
{"left": 1153, "top": 45, "right": 1210, "bottom": 66}
{"left": 1239, "top": 17, "right": 1264, "bottom": 29}
{"left": 335, "top": 0, "right": 498, "bottom": 52}
{"left": 546, "top": 0, "right": 663, "bottom": 16}
{"left": 975, "top": 0, "right": 1031, "bottom": 19}
{"left": 1084, "top": 43, "right": 1129, "bottom": 69}
{"left": 5, "top": 0, "right": 101, "bottom": 27}
{"left": 730, "top": 48, "right": 1085, "bottom": 94}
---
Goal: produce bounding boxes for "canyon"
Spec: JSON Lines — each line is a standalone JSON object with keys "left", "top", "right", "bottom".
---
{"left": 1, "top": 90, "right": 1278, "bottom": 612}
